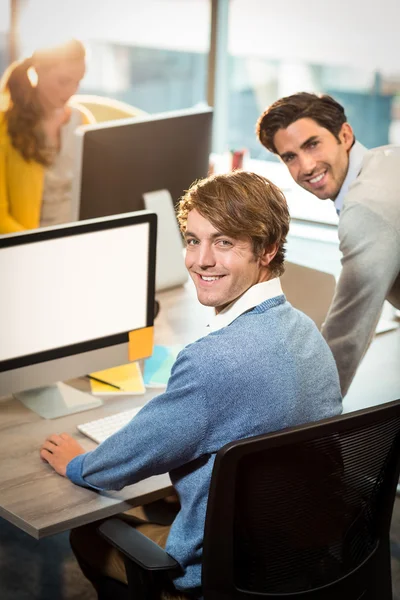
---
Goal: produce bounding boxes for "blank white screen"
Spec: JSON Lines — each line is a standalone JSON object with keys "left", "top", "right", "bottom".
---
{"left": 0, "top": 222, "right": 150, "bottom": 362}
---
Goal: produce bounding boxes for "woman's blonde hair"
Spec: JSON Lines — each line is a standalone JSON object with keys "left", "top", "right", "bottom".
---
{"left": 177, "top": 170, "right": 290, "bottom": 277}
{"left": 0, "top": 39, "right": 85, "bottom": 165}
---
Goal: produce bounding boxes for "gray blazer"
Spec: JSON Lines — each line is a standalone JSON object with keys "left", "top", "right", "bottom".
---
{"left": 322, "top": 145, "right": 400, "bottom": 395}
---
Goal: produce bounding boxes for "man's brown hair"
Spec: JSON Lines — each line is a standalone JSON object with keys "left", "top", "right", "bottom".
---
{"left": 256, "top": 92, "right": 348, "bottom": 154}
{"left": 177, "top": 170, "right": 290, "bottom": 277}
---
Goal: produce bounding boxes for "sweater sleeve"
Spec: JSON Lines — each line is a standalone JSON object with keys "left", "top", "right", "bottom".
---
{"left": 0, "top": 141, "right": 25, "bottom": 234}
{"left": 67, "top": 348, "right": 209, "bottom": 491}
{"left": 321, "top": 202, "right": 400, "bottom": 396}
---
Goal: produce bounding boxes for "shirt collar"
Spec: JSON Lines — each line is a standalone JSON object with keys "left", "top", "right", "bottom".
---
{"left": 207, "top": 278, "right": 283, "bottom": 333}
{"left": 334, "top": 141, "right": 368, "bottom": 214}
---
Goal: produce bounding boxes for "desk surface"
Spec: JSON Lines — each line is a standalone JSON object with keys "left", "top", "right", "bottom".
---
{"left": 0, "top": 279, "right": 399, "bottom": 540}
{"left": 0, "top": 284, "right": 212, "bottom": 539}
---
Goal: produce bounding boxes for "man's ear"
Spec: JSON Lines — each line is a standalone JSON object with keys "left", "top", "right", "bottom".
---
{"left": 259, "top": 243, "right": 279, "bottom": 267}
{"left": 339, "top": 122, "right": 354, "bottom": 151}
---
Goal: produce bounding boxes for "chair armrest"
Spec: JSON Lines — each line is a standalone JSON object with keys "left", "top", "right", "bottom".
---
{"left": 98, "top": 518, "right": 179, "bottom": 572}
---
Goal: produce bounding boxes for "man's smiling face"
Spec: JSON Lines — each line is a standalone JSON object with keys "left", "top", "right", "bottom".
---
{"left": 184, "top": 209, "right": 272, "bottom": 314}
{"left": 273, "top": 117, "right": 354, "bottom": 200}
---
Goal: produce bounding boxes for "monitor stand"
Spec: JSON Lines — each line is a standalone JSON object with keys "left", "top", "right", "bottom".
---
{"left": 14, "top": 382, "right": 103, "bottom": 419}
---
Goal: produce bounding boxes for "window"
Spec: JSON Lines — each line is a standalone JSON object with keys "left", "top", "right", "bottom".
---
{"left": 222, "top": 0, "right": 400, "bottom": 224}
{"left": 0, "top": 1, "right": 10, "bottom": 73}
{"left": 18, "top": 0, "right": 210, "bottom": 113}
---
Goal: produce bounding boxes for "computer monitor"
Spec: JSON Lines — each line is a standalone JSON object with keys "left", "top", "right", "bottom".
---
{"left": 0, "top": 211, "right": 157, "bottom": 419}
{"left": 71, "top": 106, "right": 213, "bottom": 221}
{"left": 71, "top": 106, "right": 212, "bottom": 292}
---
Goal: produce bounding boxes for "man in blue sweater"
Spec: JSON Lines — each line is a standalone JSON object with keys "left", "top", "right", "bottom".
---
{"left": 40, "top": 170, "right": 342, "bottom": 599}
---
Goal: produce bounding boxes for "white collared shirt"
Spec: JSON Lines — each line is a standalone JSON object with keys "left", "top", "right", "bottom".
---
{"left": 207, "top": 278, "right": 283, "bottom": 333}
{"left": 334, "top": 141, "right": 368, "bottom": 214}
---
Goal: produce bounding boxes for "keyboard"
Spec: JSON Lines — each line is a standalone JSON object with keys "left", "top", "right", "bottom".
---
{"left": 77, "top": 406, "right": 144, "bottom": 444}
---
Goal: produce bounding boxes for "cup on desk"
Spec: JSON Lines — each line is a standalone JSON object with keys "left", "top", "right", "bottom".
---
{"left": 230, "top": 148, "right": 248, "bottom": 171}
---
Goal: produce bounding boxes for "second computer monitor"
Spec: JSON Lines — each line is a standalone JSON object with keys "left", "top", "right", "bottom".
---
{"left": 72, "top": 106, "right": 213, "bottom": 221}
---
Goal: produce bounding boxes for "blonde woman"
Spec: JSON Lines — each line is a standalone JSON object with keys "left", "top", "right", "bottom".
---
{"left": 0, "top": 39, "right": 94, "bottom": 234}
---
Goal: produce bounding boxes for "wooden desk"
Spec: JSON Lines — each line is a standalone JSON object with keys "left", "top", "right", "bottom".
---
{"left": 0, "top": 283, "right": 212, "bottom": 540}
{"left": 344, "top": 327, "right": 400, "bottom": 412}
{"left": 0, "top": 277, "right": 398, "bottom": 540}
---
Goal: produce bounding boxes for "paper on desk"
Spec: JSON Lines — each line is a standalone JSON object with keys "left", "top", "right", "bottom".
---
{"left": 375, "top": 318, "right": 399, "bottom": 335}
{"left": 90, "top": 362, "right": 145, "bottom": 395}
{"left": 143, "top": 345, "right": 183, "bottom": 388}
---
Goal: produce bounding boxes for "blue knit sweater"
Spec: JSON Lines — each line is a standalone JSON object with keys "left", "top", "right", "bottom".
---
{"left": 67, "top": 295, "right": 342, "bottom": 593}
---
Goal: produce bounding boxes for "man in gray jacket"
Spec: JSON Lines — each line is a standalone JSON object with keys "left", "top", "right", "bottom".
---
{"left": 257, "top": 92, "right": 400, "bottom": 396}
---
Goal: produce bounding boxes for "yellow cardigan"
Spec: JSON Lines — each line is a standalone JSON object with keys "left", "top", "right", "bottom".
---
{"left": 0, "top": 104, "right": 94, "bottom": 234}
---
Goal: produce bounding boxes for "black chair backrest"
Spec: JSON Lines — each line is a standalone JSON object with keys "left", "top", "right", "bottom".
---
{"left": 202, "top": 399, "right": 400, "bottom": 599}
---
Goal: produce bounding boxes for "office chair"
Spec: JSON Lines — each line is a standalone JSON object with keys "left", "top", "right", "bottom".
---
{"left": 98, "top": 399, "right": 400, "bottom": 599}
{"left": 280, "top": 262, "right": 336, "bottom": 330}
{"left": 72, "top": 94, "right": 148, "bottom": 123}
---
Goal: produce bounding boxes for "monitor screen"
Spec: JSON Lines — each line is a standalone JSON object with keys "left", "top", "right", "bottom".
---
{"left": 0, "top": 211, "right": 157, "bottom": 417}
{"left": 71, "top": 106, "right": 213, "bottom": 221}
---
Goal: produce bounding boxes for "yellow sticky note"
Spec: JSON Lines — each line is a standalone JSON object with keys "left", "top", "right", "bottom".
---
{"left": 90, "top": 362, "right": 145, "bottom": 395}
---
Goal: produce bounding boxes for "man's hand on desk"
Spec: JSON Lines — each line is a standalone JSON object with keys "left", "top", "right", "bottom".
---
{"left": 40, "top": 433, "right": 85, "bottom": 477}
